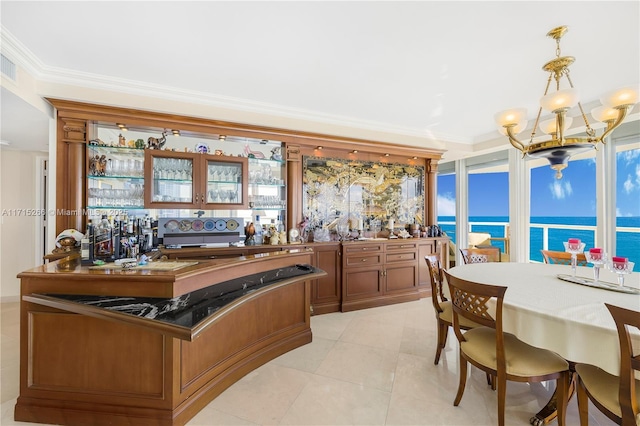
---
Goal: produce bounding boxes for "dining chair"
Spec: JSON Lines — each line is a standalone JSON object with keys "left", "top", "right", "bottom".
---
{"left": 575, "top": 303, "right": 640, "bottom": 426}
{"left": 541, "top": 250, "right": 588, "bottom": 266}
{"left": 443, "top": 270, "right": 571, "bottom": 426}
{"left": 424, "top": 255, "right": 480, "bottom": 364}
{"left": 460, "top": 247, "right": 501, "bottom": 264}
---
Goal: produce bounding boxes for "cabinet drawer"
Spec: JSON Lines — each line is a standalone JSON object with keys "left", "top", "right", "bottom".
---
{"left": 386, "top": 242, "right": 417, "bottom": 251}
{"left": 386, "top": 252, "right": 416, "bottom": 263}
{"left": 345, "top": 254, "right": 382, "bottom": 267}
{"left": 343, "top": 244, "right": 383, "bottom": 254}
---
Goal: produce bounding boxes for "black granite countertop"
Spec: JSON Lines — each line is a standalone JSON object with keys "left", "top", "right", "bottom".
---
{"left": 42, "top": 263, "right": 320, "bottom": 329}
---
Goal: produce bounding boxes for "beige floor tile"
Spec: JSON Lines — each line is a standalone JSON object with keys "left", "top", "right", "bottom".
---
{"left": 279, "top": 374, "right": 391, "bottom": 425}
{"left": 206, "top": 363, "right": 312, "bottom": 425}
{"left": 0, "top": 298, "right": 618, "bottom": 426}
{"left": 315, "top": 340, "right": 398, "bottom": 392}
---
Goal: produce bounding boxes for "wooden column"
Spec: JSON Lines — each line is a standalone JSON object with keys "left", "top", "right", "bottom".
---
{"left": 56, "top": 118, "right": 86, "bottom": 234}
{"left": 425, "top": 159, "right": 438, "bottom": 226}
{"left": 286, "top": 144, "right": 302, "bottom": 232}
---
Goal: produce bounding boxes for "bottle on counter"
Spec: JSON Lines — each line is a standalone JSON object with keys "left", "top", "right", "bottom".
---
{"left": 81, "top": 220, "right": 95, "bottom": 265}
{"left": 94, "top": 214, "right": 114, "bottom": 260}
{"left": 254, "top": 215, "right": 263, "bottom": 245}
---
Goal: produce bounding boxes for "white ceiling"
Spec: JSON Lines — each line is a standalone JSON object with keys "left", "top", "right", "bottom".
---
{"left": 1, "top": 1, "right": 639, "bottom": 155}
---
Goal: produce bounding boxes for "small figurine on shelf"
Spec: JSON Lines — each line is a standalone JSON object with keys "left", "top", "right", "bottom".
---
{"left": 244, "top": 144, "right": 265, "bottom": 159}
{"left": 118, "top": 134, "right": 126, "bottom": 146}
{"left": 194, "top": 142, "right": 209, "bottom": 154}
{"left": 269, "top": 225, "right": 280, "bottom": 245}
{"left": 90, "top": 154, "right": 107, "bottom": 176}
{"left": 147, "top": 131, "right": 167, "bottom": 149}
{"left": 214, "top": 149, "right": 224, "bottom": 156}
{"left": 244, "top": 222, "right": 256, "bottom": 246}
{"left": 270, "top": 147, "right": 282, "bottom": 161}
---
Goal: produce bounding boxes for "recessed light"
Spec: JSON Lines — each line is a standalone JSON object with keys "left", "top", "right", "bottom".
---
{"left": 117, "top": 123, "right": 128, "bottom": 131}
{"left": 317, "top": 146, "right": 323, "bottom": 150}
{"left": 172, "top": 129, "right": 180, "bottom": 136}
{"left": 352, "top": 150, "right": 358, "bottom": 154}
{"left": 219, "top": 135, "right": 226, "bottom": 141}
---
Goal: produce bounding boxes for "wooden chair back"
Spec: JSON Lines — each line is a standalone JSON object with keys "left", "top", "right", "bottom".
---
{"left": 541, "top": 250, "right": 588, "bottom": 266}
{"left": 606, "top": 303, "right": 640, "bottom": 424}
{"left": 424, "top": 255, "right": 446, "bottom": 313}
{"left": 444, "top": 271, "right": 507, "bottom": 363}
{"left": 460, "top": 247, "right": 501, "bottom": 264}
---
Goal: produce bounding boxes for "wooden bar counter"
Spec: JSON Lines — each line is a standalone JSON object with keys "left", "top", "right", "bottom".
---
{"left": 14, "top": 249, "right": 324, "bottom": 426}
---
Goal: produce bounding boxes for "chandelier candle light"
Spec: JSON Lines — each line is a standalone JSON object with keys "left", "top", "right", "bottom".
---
{"left": 495, "top": 26, "right": 638, "bottom": 179}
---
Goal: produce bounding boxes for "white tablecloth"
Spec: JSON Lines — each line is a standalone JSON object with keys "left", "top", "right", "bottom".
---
{"left": 447, "top": 262, "right": 640, "bottom": 375}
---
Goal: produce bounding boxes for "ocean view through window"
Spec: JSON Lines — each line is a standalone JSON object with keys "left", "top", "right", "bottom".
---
{"left": 437, "top": 141, "right": 640, "bottom": 265}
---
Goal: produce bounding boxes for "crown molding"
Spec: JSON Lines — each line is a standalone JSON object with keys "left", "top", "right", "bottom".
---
{"left": 1, "top": 26, "right": 465, "bottom": 145}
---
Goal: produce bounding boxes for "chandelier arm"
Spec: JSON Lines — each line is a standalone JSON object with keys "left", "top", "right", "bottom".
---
{"left": 531, "top": 74, "right": 554, "bottom": 144}
{"left": 566, "top": 73, "right": 596, "bottom": 136}
{"left": 599, "top": 106, "right": 631, "bottom": 142}
{"left": 505, "top": 126, "right": 526, "bottom": 153}
{"left": 557, "top": 110, "right": 566, "bottom": 145}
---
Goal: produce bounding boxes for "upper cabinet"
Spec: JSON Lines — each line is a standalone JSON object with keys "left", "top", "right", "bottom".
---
{"left": 144, "top": 150, "right": 248, "bottom": 210}
{"left": 87, "top": 143, "right": 145, "bottom": 210}
{"left": 248, "top": 157, "right": 286, "bottom": 211}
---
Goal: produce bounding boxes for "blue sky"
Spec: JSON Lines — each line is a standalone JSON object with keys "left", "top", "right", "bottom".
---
{"left": 437, "top": 148, "right": 640, "bottom": 217}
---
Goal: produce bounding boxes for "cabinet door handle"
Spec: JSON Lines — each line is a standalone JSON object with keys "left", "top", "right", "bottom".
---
{"left": 195, "top": 193, "right": 199, "bottom": 203}
{"left": 361, "top": 258, "right": 367, "bottom": 262}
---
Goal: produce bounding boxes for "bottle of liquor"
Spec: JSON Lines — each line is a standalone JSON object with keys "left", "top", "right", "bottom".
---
{"left": 94, "top": 214, "right": 114, "bottom": 260}
{"left": 254, "top": 215, "right": 263, "bottom": 245}
{"left": 81, "top": 220, "right": 95, "bottom": 265}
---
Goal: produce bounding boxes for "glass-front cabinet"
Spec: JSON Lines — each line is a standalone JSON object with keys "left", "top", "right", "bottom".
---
{"left": 204, "top": 157, "right": 248, "bottom": 208}
{"left": 144, "top": 150, "right": 248, "bottom": 209}
{"left": 86, "top": 143, "right": 145, "bottom": 210}
{"left": 248, "top": 158, "right": 286, "bottom": 211}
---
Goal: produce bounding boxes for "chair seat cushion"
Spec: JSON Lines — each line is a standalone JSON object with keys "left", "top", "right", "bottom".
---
{"left": 461, "top": 327, "right": 569, "bottom": 377}
{"left": 439, "top": 301, "right": 481, "bottom": 329}
{"left": 575, "top": 363, "right": 640, "bottom": 420}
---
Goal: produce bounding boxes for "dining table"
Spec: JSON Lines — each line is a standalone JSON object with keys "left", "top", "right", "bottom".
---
{"left": 446, "top": 261, "right": 640, "bottom": 425}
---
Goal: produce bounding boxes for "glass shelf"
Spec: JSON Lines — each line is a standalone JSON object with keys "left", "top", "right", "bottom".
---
{"left": 88, "top": 175, "right": 144, "bottom": 180}
{"left": 88, "top": 144, "right": 145, "bottom": 152}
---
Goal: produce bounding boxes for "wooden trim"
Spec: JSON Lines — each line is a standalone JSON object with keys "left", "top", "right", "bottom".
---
{"left": 47, "top": 98, "right": 445, "bottom": 158}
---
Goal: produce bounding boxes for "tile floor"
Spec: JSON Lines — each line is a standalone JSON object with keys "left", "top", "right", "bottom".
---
{"left": 1, "top": 298, "right": 615, "bottom": 425}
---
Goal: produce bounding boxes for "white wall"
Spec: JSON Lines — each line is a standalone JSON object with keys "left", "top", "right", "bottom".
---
{"left": 0, "top": 149, "right": 43, "bottom": 301}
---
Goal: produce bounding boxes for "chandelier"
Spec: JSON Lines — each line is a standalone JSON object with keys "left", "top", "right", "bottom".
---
{"left": 495, "top": 26, "right": 638, "bottom": 179}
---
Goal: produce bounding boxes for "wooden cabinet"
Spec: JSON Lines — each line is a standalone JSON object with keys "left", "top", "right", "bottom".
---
{"left": 384, "top": 241, "right": 418, "bottom": 294}
{"left": 302, "top": 243, "right": 341, "bottom": 315}
{"left": 144, "top": 150, "right": 248, "bottom": 210}
{"left": 341, "top": 241, "right": 419, "bottom": 312}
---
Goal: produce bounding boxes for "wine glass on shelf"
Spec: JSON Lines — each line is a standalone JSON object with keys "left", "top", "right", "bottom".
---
{"left": 563, "top": 238, "right": 585, "bottom": 277}
{"left": 607, "top": 257, "right": 635, "bottom": 287}
{"left": 584, "top": 248, "right": 607, "bottom": 284}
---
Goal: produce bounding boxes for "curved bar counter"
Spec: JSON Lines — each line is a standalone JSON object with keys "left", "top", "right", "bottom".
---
{"left": 15, "top": 249, "right": 324, "bottom": 426}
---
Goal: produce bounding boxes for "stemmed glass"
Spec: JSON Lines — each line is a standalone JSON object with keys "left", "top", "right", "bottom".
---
{"left": 370, "top": 219, "right": 381, "bottom": 239}
{"left": 337, "top": 223, "right": 350, "bottom": 241}
{"left": 563, "top": 239, "right": 586, "bottom": 277}
{"left": 584, "top": 249, "right": 607, "bottom": 284}
{"left": 607, "top": 258, "right": 635, "bottom": 287}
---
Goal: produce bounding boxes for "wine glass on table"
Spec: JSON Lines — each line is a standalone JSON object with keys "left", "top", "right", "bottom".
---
{"left": 563, "top": 238, "right": 585, "bottom": 277}
{"left": 607, "top": 257, "right": 635, "bottom": 287}
{"left": 584, "top": 248, "right": 607, "bottom": 284}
